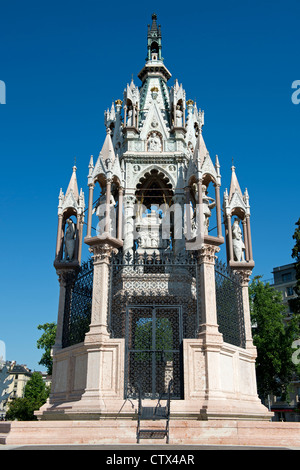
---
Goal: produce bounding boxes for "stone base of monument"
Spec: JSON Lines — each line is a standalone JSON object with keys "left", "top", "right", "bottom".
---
{"left": 1, "top": 419, "right": 300, "bottom": 447}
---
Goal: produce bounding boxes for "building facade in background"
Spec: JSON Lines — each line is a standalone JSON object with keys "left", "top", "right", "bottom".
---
{"left": 270, "top": 263, "right": 300, "bottom": 422}
{"left": 0, "top": 362, "right": 49, "bottom": 419}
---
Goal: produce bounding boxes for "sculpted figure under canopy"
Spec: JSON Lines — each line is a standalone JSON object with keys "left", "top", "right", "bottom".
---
{"left": 93, "top": 189, "right": 116, "bottom": 235}
{"left": 148, "top": 132, "right": 162, "bottom": 152}
{"left": 202, "top": 185, "right": 216, "bottom": 235}
{"left": 232, "top": 218, "right": 245, "bottom": 262}
{"left": 64, "top": 218, "right": 76, "bottom": 261}
{"left": 175, "top": 104, "right": 183, "bottom": 127}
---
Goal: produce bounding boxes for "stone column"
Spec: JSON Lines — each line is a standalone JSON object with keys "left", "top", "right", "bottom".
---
{"left": 233, "top": 267, "right": 256, "bottom": 353}
{"left": 87, "top": 184, "right": 94, "bottom": 238}
{"left": 105, "top": 179, "right": 112, "bottom": 234}
{"left": 242, "top": 219, "right": 249, "bottom": 261}
{"left": 117, "top": 186, "right": 123, "bottom": 240}
{"left": 84, "top": 243, "right": 117, "bottom": 343}
{"left": 197, "top": 178, "right": 204, "bottom": 240}
{"left": 55, "top": 214, "right": 63, "bottom": 260}
{"left": 197, "top": 244, "right": 225, "bottom": 412}
{"left": 197, "top": 244, "right": 222, "bottom": 340}
{"left": 246, "top": 215, "right": 253, "bottom": 261}
{"left": 184, "top": 186, "right": 191, "bottom": 240}
{"left": 52, "top": 268, "right": 77, "bottom": 352}
{"left": 123, "top": 194, "right": 135, "bottom": 254}
{"left": 80, "top": 237, "right": 124, "bottom": 410}
{"left": 227, "top": 214, "right": 234, "bottom": 262}
{"left": 214, "top": 184, "right": 222, "bottom": 239}
{"left": 77, "top": 214, "right": 84, "bottom": 264}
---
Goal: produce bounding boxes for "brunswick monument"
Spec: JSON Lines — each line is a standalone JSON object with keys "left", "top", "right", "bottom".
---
{"left": 35, "top": 13, "right": 272, "bottom": 424}
{"left": 4, "top": 14, "right": 300, "bottom": 447}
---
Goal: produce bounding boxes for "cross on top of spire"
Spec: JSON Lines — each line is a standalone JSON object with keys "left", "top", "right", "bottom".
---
{"left": 150, "top": 13, "right": 158, "bottom": 31}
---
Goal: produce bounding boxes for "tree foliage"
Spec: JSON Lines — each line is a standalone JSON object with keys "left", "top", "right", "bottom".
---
{"left": 6, "top": 372, "right": 50, "bottom": 421}
{"left": 291, "top": 217, "right": 300, "bottom": 313}
{"left": 249, "top": 276, "right": 300, "bottom": 401}
{"left": 36, "top": 322, "right": 57, "bottom": 375}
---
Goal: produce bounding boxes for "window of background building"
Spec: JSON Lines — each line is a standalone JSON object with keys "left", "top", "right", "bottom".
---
{"left": 287, "top": 286, "right": 294, "bottom": 297}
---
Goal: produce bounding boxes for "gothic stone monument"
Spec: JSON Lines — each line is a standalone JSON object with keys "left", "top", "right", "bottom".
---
{"left": 37, "top": 14, "right": 270, "bottom": 422}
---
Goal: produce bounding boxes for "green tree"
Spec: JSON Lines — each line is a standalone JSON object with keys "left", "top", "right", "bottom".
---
{"left": 36, "top": 322, "right": 57, "bottom": 375}
{"left": 249, "top": 276, "right": 300, "bottom": 401}
{"left": 6, "top": 372, "right": 50, "bottom": 421}
{"left": 291, "top": 217, "right": 300, "bottom": 313}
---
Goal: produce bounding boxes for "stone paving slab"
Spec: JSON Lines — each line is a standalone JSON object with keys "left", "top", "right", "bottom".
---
{"left": 1, "top": 444, "right": 298, "bottom": 450}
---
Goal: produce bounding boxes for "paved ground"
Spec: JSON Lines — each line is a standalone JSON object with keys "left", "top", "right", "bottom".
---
{"left": 1, "top": 444, "right": 298, "bottom": 450}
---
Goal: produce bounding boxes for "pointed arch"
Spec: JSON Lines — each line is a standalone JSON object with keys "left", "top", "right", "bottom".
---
{"left": 134, "top": 166, "right": 175, "bottom": 209}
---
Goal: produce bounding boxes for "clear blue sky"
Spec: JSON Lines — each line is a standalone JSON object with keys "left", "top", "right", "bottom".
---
{"left": 0, "top": 0, "right": 299, "bottom": 372}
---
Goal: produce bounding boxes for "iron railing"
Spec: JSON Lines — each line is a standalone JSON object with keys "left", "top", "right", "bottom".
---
{"left": 62, "top": 260, "right": 93, "bottom": 348}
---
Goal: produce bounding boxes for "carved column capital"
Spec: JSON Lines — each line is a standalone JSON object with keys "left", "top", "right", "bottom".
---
{"left": 198, "top": 244, "right": 220, "bottom": 264}
{"left": 89, "top": 243, "right": 118, "bottom": 264}
{"left": 56, "top": 267, "right": 78, "bottom": 287}
{"left": 233, "top": 267, "right": 253, "bottom": 286}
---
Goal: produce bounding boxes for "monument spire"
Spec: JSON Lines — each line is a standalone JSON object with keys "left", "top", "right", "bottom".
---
{"left": 138, "top": 13, "right": 171, "bottom": 83}
{"left": 147, "top": 13, "right": 162, "bottom": 61}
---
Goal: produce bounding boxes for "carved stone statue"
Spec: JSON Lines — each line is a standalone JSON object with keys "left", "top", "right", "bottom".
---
{"left": 95, "top": 191, "right": 116, "bottom": 235}
{"left": 175, "top": 104, "right": 183, "bottom": 127}
{"left": 202, "top": 185, "right": 216, "bottom": 234}
{"left": 64, "top": 218, "right": 76, "bottom": 261}
{"left": 127, "top": 106, "right": 133, "bottom": 126}
{"left": 232, "top": 218, "right": 245, "bottom": 262}
{"left": 148, "top": 132, "right": 162, "bottom": 152}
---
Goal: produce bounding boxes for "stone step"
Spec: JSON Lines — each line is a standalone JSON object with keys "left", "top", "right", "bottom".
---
{"left": 1, "top": 419, "right": 300, "bottom": 447}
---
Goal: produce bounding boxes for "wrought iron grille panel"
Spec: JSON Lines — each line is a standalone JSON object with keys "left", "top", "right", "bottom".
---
{"left": 125, "top": 306, "right": 182, "bottom": 399}
{"left": 62, "top": 260, "right": 93, "bottom": 348}
{"left": 109, "top": 250, "right": 199, "bottom": 399}
{"left": 215, "top": 259, "right": 246, "bottom": 348}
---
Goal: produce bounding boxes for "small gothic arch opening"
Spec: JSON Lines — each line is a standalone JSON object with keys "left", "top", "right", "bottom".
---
{"left": 126, "top": 99, "right": 134, "bottom": 127}
{"left": 151, "top": 41, "right": 159, "bottom": 59}
{"left": 88, "top": 173, "right": 123, "bottom": 240}
{"left": 226, "top": 207, "right": 248, "bottom": 263}
{"left": 135, "top": 168, "right": 173, "bottom": 209}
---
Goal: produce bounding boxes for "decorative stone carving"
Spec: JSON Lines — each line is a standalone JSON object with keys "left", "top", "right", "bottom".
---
{"left": 232, "top": 218, "right": 245, "bottom": 262}
{"left": 64, "top": 219, "right": 76, "bottom": 261}
{"left": 135, "top": 209, "right": 169, "bottom": 252}
{"left": 89, "top": 243, "right": 118, "bottom": 264}
{"left": 175, "top": 104, "right": 183, "bottom": 127}
{"left": 202, "top": 185, "right": 216, "bottom": 235}
{"left": 198, "top": 244, "right": 220, "bottom": 264}
{"left": 94, "top": 191, "right": 116, "bottom": 236}
{"left": 147, "top": 131, "right": 162, "bottom": 152}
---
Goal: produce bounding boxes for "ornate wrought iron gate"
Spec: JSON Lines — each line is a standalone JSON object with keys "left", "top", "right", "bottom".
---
{"left": 125, "top": 305, "right": 183, "bottom": 399}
